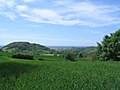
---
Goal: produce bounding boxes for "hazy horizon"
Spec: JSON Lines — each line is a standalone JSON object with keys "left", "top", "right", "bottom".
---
{"left": 0, "top": 0, "right": 120, "bottom": 46}
{"left": 0, "top": 41, "right": 97, "bottom": 47}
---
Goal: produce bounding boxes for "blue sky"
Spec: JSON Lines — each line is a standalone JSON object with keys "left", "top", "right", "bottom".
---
{"left": 0, "top": 0, "right": 120, "bottom": 46}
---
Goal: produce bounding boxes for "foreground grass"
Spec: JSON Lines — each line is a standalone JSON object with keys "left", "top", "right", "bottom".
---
{"left": 0, "top": 56, "right": 120, "bottom": 90}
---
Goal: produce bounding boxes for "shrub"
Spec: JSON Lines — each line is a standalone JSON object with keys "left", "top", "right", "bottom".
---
{"left": 54, "top": 53, "right": 58, "bottom": 56}
{"left": 0, "top": 48, "right": 2, "bottom": 52}
{"left": 65, "top": 52, "right": 75, "bottom": 61}
{"left": 78, "top": 53, "right": 83, "bottom": 58}
{"left": 97, "top": 29, "right": 120, "bottom": 61}
{"left": 12, "top": 54, "right": 34, "bottom": 60}
{"left": 38, "top": 58, "right": 44, "bottom": 61}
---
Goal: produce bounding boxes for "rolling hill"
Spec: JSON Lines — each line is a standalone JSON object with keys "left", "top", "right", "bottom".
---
{"left": 2, "top": 42, "right": 51, "bottom": 54}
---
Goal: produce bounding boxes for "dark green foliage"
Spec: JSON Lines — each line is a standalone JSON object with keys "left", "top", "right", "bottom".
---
{"left": 1, "top": 52, "right": 120, "bottom": 89}
{"left": 49, "top": 49, "right": 56, "bottom": 54}
{"left": 65, "top": 52, "right": 75, "bottom": 61}
{"left": 39, "top": 58, "right": 44, "bottom": 60}
{"left": 54, "top": 53, "right": 58, "bottom": 56}
{"left": 97, "top": 29, "right": 120, "bottom": 61}
{"left": 59, "top": 47, "right": 97, "bottom": 60}
{"left": 1, "top": 57, "right": 120, "bottom": 89}
{"left": 2, "top": 42, "right": 51, "bottom": 54}
{"left": 0, "top": 48, "right": 2, "bottom": 52}
{"left": 12, "top": 54, "right": 34, "bottom": 60}
{"left": 90, "top": 52, "right": 97, "bottom": 61}
{"left": 78, "top": 53, "right": 83, "bottom": 58}
{"left": 0, "top": 62, "right": 36, "bottom": 78}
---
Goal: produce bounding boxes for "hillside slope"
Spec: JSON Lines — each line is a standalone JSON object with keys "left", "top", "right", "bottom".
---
{"left": 2, "top": 42, "right": 51, "bottom": 54}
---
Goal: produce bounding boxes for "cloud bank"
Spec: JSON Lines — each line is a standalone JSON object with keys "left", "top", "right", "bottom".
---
{"left": 0, "top": 0, "right": 120, "bottom": 27}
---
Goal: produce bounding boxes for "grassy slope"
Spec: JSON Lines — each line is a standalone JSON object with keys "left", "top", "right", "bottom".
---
{"left": 34, "top": 54, "right": 64, "bottom": 61}
{"left": 0, "top": 53, "right": 120, "bottom": 90}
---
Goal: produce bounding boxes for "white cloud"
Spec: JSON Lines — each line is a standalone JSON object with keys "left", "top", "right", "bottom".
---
{"left": 18, "top": 1, "right": 120, "bottom": 27}
{"left": 31, "top": 9, "right": 61, "bottom": 19}
{"left": 0, "top": 11, "right": 17, "bottom": 20}
{"left": 0, "top": 0, "right": 16, "bottom": 8}
{"left": 0, "top": 0, "right": 120, "bottom": 27}
{"left": 0, "top": 0, "right": 17, "bottom": 19}
{"left": 16, "top": 5, "right": 28, "bottom": 11}
{"left": 23, "top": 0, "right": 35, "bottom": 3}
{"left": 71, "top": 2, "right": 120, "bottom": 22}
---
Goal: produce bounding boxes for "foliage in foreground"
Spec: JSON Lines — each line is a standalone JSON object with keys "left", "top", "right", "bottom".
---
{"left": 97, "top": 29, "right": 120, "bottom": 61}
{"left": 12, "top": 54, "right": 34, "bottom": 60}
{"left": 0, "top": 58, "right": 120, "bottom": 90}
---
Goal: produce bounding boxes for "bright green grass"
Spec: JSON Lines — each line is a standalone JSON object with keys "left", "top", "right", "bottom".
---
{"left": 0, "top": 54, "right": 120, "bottom": 90}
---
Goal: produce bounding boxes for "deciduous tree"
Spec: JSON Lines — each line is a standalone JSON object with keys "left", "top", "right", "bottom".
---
{"left": 97, "top": 29, "right": 120, "bottom": 61}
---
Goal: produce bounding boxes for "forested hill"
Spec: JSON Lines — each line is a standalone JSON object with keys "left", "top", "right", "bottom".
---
{"left": 2, "top": 42, "right": 51, "bottom": 54}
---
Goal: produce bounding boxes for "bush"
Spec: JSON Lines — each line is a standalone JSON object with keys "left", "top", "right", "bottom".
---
{"left": 78, "top": 53, "right": 83, "bottom": 58}
{"left": 97, "top": 29, "right": 120, "bottom": 61}
{"left": 0, "top": 49, "right": 2, "bottom": 52}
{"left": 65, "top": 53, "right": 75, "bottom": 61}
{"left": 38, "top": 58, "right": 44, "bottom": 61}
{"left": 12, "top": 54, "right": 34, "bottom": 60}
{"left": 54, "top": 53, "right": 58, "bottom": 56}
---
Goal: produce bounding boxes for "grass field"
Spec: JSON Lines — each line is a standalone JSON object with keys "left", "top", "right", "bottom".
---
{"left": 0, "top": 52, "right": 120, "bottom": 90}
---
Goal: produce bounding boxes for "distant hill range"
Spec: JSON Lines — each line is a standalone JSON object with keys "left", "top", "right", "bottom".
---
{"left": 2, "top": 42, "right": 52, "bottom": 54}
{"left": 0, "top": 45, "right": 3, "bottom": 48}
{"left": 48, "top": 46, "right": 96, "bottom": 50}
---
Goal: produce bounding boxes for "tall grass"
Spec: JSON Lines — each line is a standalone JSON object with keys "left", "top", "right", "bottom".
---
{"left": 0, "top": 57, "right": 120, "bottom": 90}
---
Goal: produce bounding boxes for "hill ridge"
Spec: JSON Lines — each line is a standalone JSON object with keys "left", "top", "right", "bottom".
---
{"left": 2, "top": 42, "right": 51, "bottom": 54}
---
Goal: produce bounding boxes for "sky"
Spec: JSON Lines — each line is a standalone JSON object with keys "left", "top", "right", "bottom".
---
{"left": 0, "top": 0, "right": 120, "bottom": 46}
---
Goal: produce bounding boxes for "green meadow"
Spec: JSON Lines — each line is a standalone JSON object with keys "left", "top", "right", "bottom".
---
{"left": 1, "top": 0, "right": 120, "bottom": 89}
{"left": 0, "top": 52, "right": 120, "bottom": 90}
